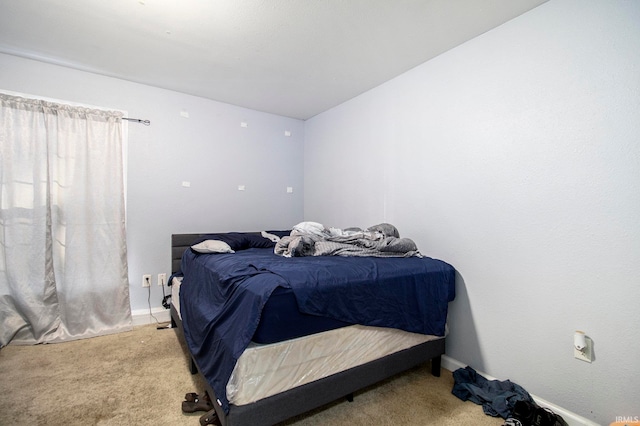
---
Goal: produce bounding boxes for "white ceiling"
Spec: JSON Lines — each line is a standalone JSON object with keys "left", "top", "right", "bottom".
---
{"left": 0, "top": 0, "right": 547, "bottom": 120}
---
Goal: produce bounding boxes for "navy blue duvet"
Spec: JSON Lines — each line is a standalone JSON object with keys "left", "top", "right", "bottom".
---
{"left": 179, "top": 246, "right": 455, "bottom": 413}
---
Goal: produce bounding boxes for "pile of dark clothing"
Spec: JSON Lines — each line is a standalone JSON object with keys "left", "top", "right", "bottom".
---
{"left": 452, "top": 366, "right": 568, "bottom": 426}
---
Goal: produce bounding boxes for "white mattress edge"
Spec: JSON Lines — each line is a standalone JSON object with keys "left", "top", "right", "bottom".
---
{"left": 228, "top": 324, "right": 444, "bottom": 405}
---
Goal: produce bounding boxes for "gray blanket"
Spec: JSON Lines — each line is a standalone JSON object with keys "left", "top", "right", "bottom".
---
{"left": 274, "top": 222, "right": 421, "bottom": 258}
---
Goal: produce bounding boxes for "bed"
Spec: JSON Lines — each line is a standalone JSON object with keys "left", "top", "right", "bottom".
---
{"left": 170, "top": 229, "right": 455, "bottom": 426}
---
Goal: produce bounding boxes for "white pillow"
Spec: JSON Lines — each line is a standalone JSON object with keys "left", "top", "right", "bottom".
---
{"left": 191, "top": 240, "right": 235, "bottom": 254}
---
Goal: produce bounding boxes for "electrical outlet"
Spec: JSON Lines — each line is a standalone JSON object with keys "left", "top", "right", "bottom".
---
{"left": 158, "top": 273, "right": 166, "bottom": 286}
{"left": 142, "top": 274, "right": 151, "bottom": 288}
{"left": 574, "top": 337, "right": 592, "bottom": 363}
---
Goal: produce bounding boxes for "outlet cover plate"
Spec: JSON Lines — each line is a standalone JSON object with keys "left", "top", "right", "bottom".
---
{"left": 142, "top": 274, "right": 151, "bottom": 288}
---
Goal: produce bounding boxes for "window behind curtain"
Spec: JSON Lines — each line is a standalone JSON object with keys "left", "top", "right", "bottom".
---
{"left": 0, "top": 92, "right": 131, "bottom": 346}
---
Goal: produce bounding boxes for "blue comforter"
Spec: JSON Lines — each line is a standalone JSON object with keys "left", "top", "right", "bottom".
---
{"left": 179, "top": 247, "right": 455, "bottom": 413}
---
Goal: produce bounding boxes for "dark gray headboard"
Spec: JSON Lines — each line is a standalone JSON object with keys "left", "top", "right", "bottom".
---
{"left": 171, "top": 233, "right": 208, "bottom": 275}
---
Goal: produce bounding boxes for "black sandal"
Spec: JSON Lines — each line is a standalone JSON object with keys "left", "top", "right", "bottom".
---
{"left": 181, "top": 392, "right": 213, "bottom": 413}
{"left": 184, "top": 392, "right": 199, "bottom": 402}
{"left": 199, "top": 408, "right": 219, "bottom": 426}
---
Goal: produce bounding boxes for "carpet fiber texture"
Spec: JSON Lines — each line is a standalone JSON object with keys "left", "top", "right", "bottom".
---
{"left": 0, "top": 325, "right": 503, "bottom": 426}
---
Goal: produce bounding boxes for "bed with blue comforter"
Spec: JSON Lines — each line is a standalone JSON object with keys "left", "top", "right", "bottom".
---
{"left": 170, "top": 228, "right": 455, "bottom": 426}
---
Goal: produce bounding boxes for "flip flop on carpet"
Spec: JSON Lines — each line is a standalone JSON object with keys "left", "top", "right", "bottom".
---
{"left": 181, "top": 392, "right": 213, "bottom": 413}
{"left": 184, "top": 392, "right": 201, "bottom": 402}
{"left": 199, "top": 408, "right": 220, "bottom": 426}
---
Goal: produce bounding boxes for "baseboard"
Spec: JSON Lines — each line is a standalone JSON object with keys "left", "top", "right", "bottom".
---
{"left": 131, "top": 307, "right": 171, "bottom": 327}
{"left": 441, "top": 355, "right": 599, "bottom": 426}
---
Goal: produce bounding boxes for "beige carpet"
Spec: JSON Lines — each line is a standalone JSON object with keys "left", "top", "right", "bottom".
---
{"left": 0, "top": 325, "right": 503, "bottom": 426}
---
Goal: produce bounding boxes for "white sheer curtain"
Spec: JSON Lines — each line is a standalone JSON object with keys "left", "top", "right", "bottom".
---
{"left": 0, "top": 93, "right": 131, "bottom": 347}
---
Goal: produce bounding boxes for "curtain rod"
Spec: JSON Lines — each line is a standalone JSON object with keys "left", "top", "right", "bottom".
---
{"left": 122, "top": 117, "right": 151, "bottom": 126}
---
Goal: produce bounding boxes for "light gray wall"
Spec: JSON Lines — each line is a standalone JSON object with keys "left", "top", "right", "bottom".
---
{"left": 304, "top": 0, "right": 639, "bottom": 424}
{"left": 3, "top": 0, "right": 639, "bottom": 422}
{"left": 0, "top": 53, "right": 305, "bottom": 312}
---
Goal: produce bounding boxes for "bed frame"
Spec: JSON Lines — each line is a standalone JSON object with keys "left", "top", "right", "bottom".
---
{"left": 171, "top": 233, "right": 446, "bottom": 426}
